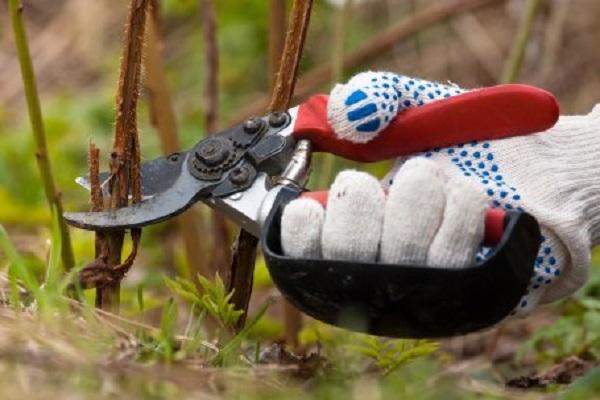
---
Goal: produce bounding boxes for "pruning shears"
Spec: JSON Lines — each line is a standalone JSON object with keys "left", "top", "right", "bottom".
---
{"left": 65, "top": 85, "right": 558, "bottom": 338}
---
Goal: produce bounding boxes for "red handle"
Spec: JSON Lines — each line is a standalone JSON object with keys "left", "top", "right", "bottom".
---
{"left": 301, "top": 191, "right": 505, "bottom": 246}
{"left": 292, "top": 85, "right": 559, "bottom": 163}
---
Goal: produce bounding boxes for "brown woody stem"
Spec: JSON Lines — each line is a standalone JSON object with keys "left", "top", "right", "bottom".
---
{"left": 228, "top": 0, "right": 313, "bottom": 344}
{"left": 97, "top": 0, "right": 150, "bottom": 311}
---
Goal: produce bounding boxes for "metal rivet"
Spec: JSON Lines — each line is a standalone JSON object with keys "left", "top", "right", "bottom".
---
{"left": 229, "top": 166, "right": 250, "bottom": 185}
{"left": 243, "top": 118, "right": 262, "bottom": 134}
{"left": 268, "top": 112, "right": 287, "bottom": 128}
{"left": 195, "top": 140, "right": 229, "bottom": 166}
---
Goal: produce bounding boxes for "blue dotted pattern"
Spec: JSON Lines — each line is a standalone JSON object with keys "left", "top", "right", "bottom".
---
{"left": 421, "top": 143, "right": 561, "bottom": 312}
{"left": 351, "top": 72, "right": 562, "bottom": 314}
{"left": 340, "top": 72, "right": 465, "bottom": 136}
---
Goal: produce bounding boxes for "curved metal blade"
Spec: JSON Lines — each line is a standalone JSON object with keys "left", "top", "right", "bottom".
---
{"left": 64, "top": 153, "right": 215, "bottom": 230}
{"left": 76, "top": 152, "right": 188, "bottom": 198}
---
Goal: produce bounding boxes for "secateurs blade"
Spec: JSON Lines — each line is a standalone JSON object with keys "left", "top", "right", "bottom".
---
{"left": 65, "top": 85, "right": 558, "bottom": 338}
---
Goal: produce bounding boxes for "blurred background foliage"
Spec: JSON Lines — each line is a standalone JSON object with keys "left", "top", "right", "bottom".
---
{"left": 0, "top": 0, "right": 599, "bottom": 397}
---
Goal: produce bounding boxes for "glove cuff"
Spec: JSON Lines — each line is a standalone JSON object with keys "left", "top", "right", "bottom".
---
{"left": 390, "top": 103, "right": 600, "bottom": 313}
{"left": 493, "top": 104, "right": 600, "bottom": 304}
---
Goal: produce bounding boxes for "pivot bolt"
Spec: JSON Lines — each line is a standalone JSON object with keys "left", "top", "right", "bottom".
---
{"left": 195, "top": 139, "right": 229, "bottom": 167}
{"left": 268, "top": 112, "right": 287, "bottom": 128}
{"left": 229, "top": 166, "right": 250, "bottom": 185}
{"left": 243, "top": 118, "right": 263, "bottom": 135}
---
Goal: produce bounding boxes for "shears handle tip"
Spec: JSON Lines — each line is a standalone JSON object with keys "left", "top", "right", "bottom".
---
{"left": 292, "top": 85, "right": 558, "bottom": 163}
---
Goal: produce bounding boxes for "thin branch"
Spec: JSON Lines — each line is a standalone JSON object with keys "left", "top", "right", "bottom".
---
{"left": 229, "top": 0, "right": 314, "bottom": 344}
{"left": 229, "top": 228, "right": 258, "bottom": 331}
{"left": 88, "top": 144, "right": 103, "bottom": 213}
{"left": 88, "top": 143, "right": 107, "bottom": 266}
{"left": 500, "top": 0, "right": 543, "bottom": 83}
{"left": 228, "top": 0, "right": 288, "bottom": 330}
{"left": 145, "top": 1, "right": 209, "bottom": 280}
{"left": 97, "top": 0, "right": 151, "bottom": 311}
{"left": 268, "top": 0, "right": 306, "bottom": 348}
{"left": 8, "top": 0, "right": 75, "bottom": 271}
{"left": 268, "top": 0, "right": 313, "bottom": 112}
{"left": 228, "top": 0, "right": 501, "bottom": 125}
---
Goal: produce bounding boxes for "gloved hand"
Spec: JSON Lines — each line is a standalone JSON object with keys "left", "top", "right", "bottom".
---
{"left": 281, "top": 71, "right": 600, "bottom": 317}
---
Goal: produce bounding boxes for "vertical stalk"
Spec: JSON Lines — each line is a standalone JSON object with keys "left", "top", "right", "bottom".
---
{"left": 199, "top": 0, "right": 231, "bottom": 280}
{"left": 229, "top": 0, "right": 314, "bottom": 341}
{"left": 9, "top": 0, "right": 75, "bottom": 271}
{"left": 500, "top": 0, "right": 543, "bottom": 83}
{"left": 270, "top": 0, "right": 314, "bottom": 348}
{"left": 267, "top": 0, "right": 313, "bottom": 112}
{"left": 267, "top": 0, "right": 304, "bottom": 348}
{"left": 97, "top": 0, "right": 150, "bottom": 311}
{"left": 145, "top": 1, "right": 209, "bottom": 280}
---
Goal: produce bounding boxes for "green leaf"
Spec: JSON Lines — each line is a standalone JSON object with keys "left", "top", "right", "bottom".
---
{"left": 158, "top": 298, "right": 179, "bottom": 362}
{"left": 44, "top": 207, "right": 63, "bottom": 291}
{"left": 137, "top": 285, "right": 145, "bottom": 313}
{"left": 212, "top": 299, "right": 271, "bottom": 367}
{"left": 0, "top": 223, "right": 40, "bottom": 299}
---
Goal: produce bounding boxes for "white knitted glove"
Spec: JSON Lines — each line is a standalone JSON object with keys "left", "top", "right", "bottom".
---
{"left": 281, "top": 71, "right": 600, "bottom": 317}
{"left": 281, "top": 159, "right": 488, "bottom": 267}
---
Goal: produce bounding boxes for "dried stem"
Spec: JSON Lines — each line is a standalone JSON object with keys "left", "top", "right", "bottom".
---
{"left": 229, "top": 228, "right": 258, "bottom": 331}
{"left": 229, "top": 0, "right": 313, "bottom": 343}
{"left": 500, "top": 0, "right": 542, "bottom": 83}
{"left": 8, "top": 0, "right": 75, "bottom": 271}
{"left": 200, "top": 0, "right": 231, "bottom": 279}
{"left": 145, "top": 2, "right": 209, "bottom": 279}
{"left": 228, "top": 0, "right": 288, "bottom": 331}
{"left": 97, "top": 0, "right": 150, "bottom": 311}
{"left": 229, "top": 0, "right": 500, "bottom": 125}
{"left": 269, "top": 0, "right": 307, "bottom": 347}
{"left": 268, "top": 0, "right": 313, "bottom": 112}
{"left": 88, "top": 144, "right": 103, "bottom": 213}
{"left": 88, "top": 143, "right": 107, "bottom": 264}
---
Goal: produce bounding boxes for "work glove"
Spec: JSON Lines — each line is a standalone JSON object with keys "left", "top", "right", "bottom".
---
{"left": 281, "top": 71, "right": 600, "bottom": 317}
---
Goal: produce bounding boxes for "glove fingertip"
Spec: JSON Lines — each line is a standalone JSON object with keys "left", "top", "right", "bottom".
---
{"left": 428, "top": 177, "right": 487, "bottom": 269}
{"left": 323, "top": 170, "right": 385, "bottom": 262}
{"left": 281, "top": 198, "right": 324, "bottom": 259}
{"left": 327, "top": 73, "right": 397, "bottom": 144}
{"left": 391, "top": 157, "right": 447, "bottom": 185}
{"left": 382, "top": 159, "right": 446, "bottom": 265}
